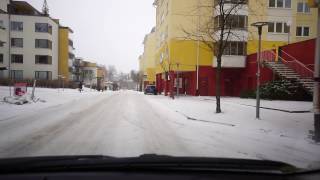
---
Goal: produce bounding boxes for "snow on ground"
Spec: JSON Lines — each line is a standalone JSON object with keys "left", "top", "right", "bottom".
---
{"left": 0, "top": 88, "right": 319, "bottom": 170}
{"left": 0, "top": 86, "right": 111, "bottom": 120}
{"left": 145, "top": 94, "right": 319, "bottom": 169}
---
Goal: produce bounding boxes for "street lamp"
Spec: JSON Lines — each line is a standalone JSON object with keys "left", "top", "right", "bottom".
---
{"left": 251, "top": 21, "right": 269, "bottom": 120}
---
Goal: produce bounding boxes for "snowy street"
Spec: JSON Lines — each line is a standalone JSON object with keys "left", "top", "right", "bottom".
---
{"left": 0, "top": 88, "right": 320, "bottom": 169}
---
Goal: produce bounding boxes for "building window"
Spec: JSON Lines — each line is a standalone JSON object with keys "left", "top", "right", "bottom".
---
{"left": 268, "top": 22, "right": 275, "bottom": 32}
{"left": 35, "top": 23, "right": 52, "bottom": 34}
{"left": 11, "top": 38, "right": 23, "bottom": 47}
{"left": 35, "top": 55, "right": 52, "bottom": 64}
{"left": 0, "top": 54, "right": 3, "bottom": 63}
{"left": 269, "top": 0, "right": 291, "bottom": 8}
{"left": 69, "top": 53, "right": 75, "bottom": 59}
{"left": 0, "top": 20, "right": 5, "bottom": 29}
{"left": 284, "top": 23, "right": 290, "bottom": 33}
{"left": 35, "top": 39, "right": 52, "bottom": 49}
{"left": 268, "top": 22, "right": 290, "bottom": 33}
{"left": 11, "top": 54, "right": 23, "bottom": 64}
{"left": 276, "top": 22, "right": 283, "bottom": 33}
{"left": 297, "top": 2, "right": 310, "bottom": 13}
{"left": 10, "top": 21, "right": 23, "bottom": 31}
{"left": 214, "top": 15, "right": 248, "bottom": 29}
{"left": 35, "top": 71, "right": 52, "bottom": 80}
{"left": 0, "top": 71, "right": 4, "bottom": 79}
{"left": 296, "top": 26, "right": 310, "bottom": 37}
{"left": 10, "top": 70, "right": 23, "bottom": 80}
{"left": 69, "top": 39, "right": 74, "bottom": 47}
{"left": 222, "top": 41, "right": 247, "bottom": 56}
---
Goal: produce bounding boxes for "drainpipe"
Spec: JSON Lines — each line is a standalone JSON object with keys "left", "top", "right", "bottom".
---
{"left": 8, "top": 1, "right": 12, "bottom": 96}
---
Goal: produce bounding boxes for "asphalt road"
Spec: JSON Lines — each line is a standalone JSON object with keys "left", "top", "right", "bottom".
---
{"left": 0, "top": 91, "right": 191, "bottom": 158}
{"left": 0, "top": 91, "right": 319, "bottom": 169}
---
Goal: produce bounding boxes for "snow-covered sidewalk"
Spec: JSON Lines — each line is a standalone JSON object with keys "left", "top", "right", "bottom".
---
{"left": 145, "top": 94, "right": 319, "bottom": 168}
{"left": 0, "top": 86, "right": 111, "bottom": 121}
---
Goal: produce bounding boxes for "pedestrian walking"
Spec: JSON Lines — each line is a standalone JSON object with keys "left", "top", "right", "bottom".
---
{"left": 79, "top": 81, "right": 83, "bottom": 93}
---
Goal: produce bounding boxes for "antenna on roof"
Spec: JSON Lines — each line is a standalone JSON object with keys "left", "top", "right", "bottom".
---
{"left": 42, "top": 0, "right": 49, "bottom": 16}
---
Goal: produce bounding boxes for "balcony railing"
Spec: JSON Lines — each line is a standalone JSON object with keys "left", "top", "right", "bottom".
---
{"left": 214, "top": 0, "right": 247, "bottom": 6}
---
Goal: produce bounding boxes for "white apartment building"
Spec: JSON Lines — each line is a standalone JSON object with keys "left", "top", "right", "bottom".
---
{"left": 0, "top": 0, "right": 59, "bottom": 80}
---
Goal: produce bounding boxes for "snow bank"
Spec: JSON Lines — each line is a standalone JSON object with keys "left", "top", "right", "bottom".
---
{"left": 0, "top": 86, "right": 110, "bottom": 120}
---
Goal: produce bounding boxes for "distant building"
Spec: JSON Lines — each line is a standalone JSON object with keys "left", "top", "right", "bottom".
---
{"left": 58, "top": 26, "right": 75, "bottom": 81}
{"left": 139, "top": 27, "right": 156, "bottom": 90}
{"left": 97, "top": 65, "right": 107, "bottom": 90}
{"left": 81, "top": 60, "right": 97, "bottom": 87}
{"left": 73, "top": 57, "right": 83, "bottom": 82}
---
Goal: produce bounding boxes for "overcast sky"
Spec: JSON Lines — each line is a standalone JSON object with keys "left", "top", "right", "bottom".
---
{"left": 24, "top": 0, "right": 155, "bottom": 73}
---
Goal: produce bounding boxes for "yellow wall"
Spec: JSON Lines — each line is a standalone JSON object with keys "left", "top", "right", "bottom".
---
{"left": 155, "top": 0, "right": 213, "bottom": 74}
{"left": 58, "top": 28, "right": 69, "bottom": 80}
{"left": 152, "top": 0, "right": 318, "bottom": 75}
{"left": 140, "top": 30, "right": 157, "bottom": 83}
{"left": 97, "top": 67, "right": 105, "bottom": 78}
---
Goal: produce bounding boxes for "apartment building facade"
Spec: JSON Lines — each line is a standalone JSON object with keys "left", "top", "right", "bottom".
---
{"left": 58, "top": 26, "right": 75, "bottom": 81}
{"left": 81, "top": 60, "right": 98, "bottom": 87}
{"left": 139, "top": 27, "right": 157, "bottom": 89}
{"left": 150, "top": 0, "right": 317, "bottom": 96}
{"left": 0, "top": 0, "right": 59, "bottom": 81}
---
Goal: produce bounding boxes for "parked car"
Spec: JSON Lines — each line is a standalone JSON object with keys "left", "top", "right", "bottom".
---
{"left": 144, "top": 85, "right": 157, "bottom": 95}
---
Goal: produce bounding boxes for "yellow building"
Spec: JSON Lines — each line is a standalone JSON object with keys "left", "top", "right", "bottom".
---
{"left": 97, "top": 65, "right": 107, "bottom": 90}
{"left": 58, "top": 26, "right": 75, "bottom": 81}
{"left": 139, "top": 27, "right": 157, "bottom": 88}
{"left": 149, "top": 0, "right": 318, "bottom": 96}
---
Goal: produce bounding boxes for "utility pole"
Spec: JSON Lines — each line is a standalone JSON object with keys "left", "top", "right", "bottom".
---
{"left": 196, "top": 0, "right": 200, "bottom": 96}
{"left": 251, "top": 22, "right": 269, "bottom": 120}
{"left": 313, "top": 4, "right": 320, "bottom": 142}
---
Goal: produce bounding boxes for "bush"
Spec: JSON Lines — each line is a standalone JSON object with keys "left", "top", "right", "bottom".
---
{"left": 240, "top": 79, "right": 312, "bottom": 101}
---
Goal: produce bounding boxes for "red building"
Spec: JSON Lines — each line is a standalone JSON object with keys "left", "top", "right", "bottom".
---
{"left": 156, "top": 39, "right": 315, "bottom": 97}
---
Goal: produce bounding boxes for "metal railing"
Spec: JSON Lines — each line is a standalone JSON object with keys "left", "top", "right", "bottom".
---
{"left": 279, "top": 49, "right": 314, "bottom": 78}
{"left": 261, "top": 49, "right": 314, "bottom": 78}
{"left": 261, "top": 50, "right": 276, "bottom": 62}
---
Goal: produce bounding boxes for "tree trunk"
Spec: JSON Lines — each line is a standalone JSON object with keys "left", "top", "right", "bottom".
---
{"left": 216, "top": 55, "right": 222, "bottom": 113}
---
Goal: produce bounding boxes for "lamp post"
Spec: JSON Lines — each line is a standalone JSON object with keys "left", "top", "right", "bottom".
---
{"left": 313, "top": 4, "right": 320, "bottom": 142}
{"left": 251, "top": 22, "right": 269, "bottom": 120}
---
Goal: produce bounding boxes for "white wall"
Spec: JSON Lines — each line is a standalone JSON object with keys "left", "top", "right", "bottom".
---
{"left": 213, "top": 56, "right": 246, "bottom": 68}
{"left": 0, "top": 13, "right": 9, "bottom": 78}
{"left": 0, "top": 0, "right": 9, "bottom": 12}
{"left": 0, "top": 14, "right": 59, "bottom": 80}
{"left": 82, "top": 66, "right": 97, "bottom": 86}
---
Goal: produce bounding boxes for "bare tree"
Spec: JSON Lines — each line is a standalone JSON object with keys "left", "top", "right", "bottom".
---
{"left": 106, "top": 65, "right": 117, "bottom": 82}
{"left": 130, "top": 70, "right": 144, "bottom": 91}
{"left": 181, "top": 0, "right": 247, "bottom": 113}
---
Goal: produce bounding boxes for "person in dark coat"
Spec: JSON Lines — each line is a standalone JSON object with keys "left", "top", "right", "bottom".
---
{"left": 79, "top": 81, "right": 83, "bottom": 92}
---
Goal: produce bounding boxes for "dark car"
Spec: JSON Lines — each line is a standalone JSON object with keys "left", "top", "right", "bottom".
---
{"left": 144, "top": 85, "right": 157, "bottom": 95}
